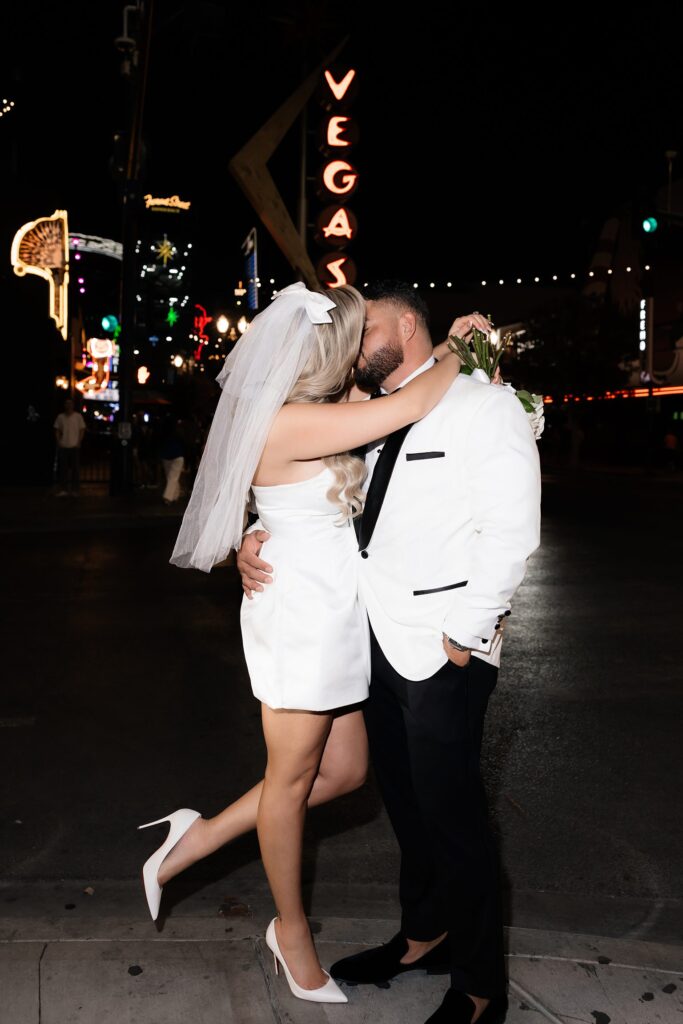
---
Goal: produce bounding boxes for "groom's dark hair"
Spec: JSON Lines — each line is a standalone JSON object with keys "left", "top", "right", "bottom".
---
{"left": 363, "top": 280, "right": 430, "bottom": 329}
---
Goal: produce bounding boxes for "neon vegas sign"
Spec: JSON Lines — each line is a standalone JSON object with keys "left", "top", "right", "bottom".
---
{"left": 317, "top": 68, "right": 358, "bottom": 288}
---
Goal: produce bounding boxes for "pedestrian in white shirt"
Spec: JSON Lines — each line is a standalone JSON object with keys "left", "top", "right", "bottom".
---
{"left": 54, "top": 398, "right": 86, "bottom": 496}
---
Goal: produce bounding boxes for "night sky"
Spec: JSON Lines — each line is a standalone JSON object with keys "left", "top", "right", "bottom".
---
{"left": 3, "top": 2, "right": 683, "bottom": 312}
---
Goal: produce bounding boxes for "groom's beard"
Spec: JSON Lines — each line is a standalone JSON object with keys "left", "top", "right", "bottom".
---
{"left": 354, "top": 341, "right": 404, "bottom": 390}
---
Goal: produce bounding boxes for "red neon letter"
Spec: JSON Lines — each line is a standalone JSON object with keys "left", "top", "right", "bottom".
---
{"left": 323, "top": 160, "right": 358, "bottom": 195}
{"left": 327, "top": 116, "right": 351, "bottom": 147}
{"left": 323, "top": 208, "right": 354, "bottom": 240}
{"left": 325, "top": 257, "right": 349, "bottom": 287}
{"left": 324, "top": 69, "right": 356, "bottom": 101}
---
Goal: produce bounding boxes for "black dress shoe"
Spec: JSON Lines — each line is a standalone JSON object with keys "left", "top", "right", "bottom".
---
{"left": 424, "top": 988, "right": 508, "bottom": 1023}
{"left": 329, "top": 932, "right": 450, "bottom": 986}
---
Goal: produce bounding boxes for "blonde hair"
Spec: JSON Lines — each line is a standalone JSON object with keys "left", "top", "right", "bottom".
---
{"left": 286, "top": 285, "right": 367, "bottom": 520}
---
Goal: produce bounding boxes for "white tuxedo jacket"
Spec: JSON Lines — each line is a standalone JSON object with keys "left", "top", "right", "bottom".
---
{"left": 356, "top": 373, "right": 541, "bottom": 680}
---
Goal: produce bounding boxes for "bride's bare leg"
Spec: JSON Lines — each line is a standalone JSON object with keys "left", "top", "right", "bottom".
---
{"left": 157, "top": 709, "right": 367, "bottom": 885}
{"left": 258, "top": 705, "right": 332, "bottom": 988}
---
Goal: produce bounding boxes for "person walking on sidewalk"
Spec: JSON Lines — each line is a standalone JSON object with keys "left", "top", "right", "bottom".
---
{"left": 160, "top": 420, "right": 185, "bottom": 504}
{"left": 53, "top": 397, "right": 85, "bottom": 496}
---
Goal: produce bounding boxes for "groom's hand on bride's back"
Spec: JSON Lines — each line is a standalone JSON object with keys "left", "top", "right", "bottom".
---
{"left": 237, "top": 530, "right": 273, "bottom": 598}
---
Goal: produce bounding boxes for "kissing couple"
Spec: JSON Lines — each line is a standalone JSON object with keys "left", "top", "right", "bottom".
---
{"left": 138, "top": 280, "right": 541, "bottom": 1024}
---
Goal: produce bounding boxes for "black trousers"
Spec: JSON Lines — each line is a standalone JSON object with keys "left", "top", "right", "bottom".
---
{"left": 364, "top": 627, "right": 506, "bottom": 998}
{"left": 57, "top": 447, "right": 80, "bottom": 491}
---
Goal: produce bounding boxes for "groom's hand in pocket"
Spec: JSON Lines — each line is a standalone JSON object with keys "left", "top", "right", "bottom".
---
{"left": 237, "top": 530, "right": 273, "bottom": 598}
{"left": 442, "top": 634, "right": 472, "bottom": 667}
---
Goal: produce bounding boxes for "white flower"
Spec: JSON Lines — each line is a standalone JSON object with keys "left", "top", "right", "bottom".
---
{"left": 528, "top": 396, "right": 545, "bottom": 440}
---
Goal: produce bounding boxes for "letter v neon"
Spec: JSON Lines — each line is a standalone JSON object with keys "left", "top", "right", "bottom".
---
{"left": 324, "top": 69, "right": 356, "bottom": 101}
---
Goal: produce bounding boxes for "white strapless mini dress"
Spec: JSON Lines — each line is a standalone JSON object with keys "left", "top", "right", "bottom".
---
{"left": 240, "top": 467, "right": 370, "bottom": 711}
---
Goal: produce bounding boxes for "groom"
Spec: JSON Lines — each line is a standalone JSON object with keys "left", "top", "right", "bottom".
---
{"left": 238, "top": 281, "right": 541, "bottom": 1023}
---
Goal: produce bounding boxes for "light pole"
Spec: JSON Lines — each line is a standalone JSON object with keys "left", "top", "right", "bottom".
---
{"left": 111, "top": 0, "right": 154, "bottom": 495}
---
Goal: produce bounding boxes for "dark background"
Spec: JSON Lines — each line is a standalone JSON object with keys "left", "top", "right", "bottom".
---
{"left": 3, "top": 2, "right": 682, "bottom": 303}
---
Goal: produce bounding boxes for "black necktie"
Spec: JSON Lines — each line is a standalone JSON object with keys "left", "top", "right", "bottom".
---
{"left": 358, "top": 419, "right": 415, "bottom": 551}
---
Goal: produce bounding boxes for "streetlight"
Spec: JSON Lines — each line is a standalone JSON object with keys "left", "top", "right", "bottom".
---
{"left": 216, "top": 314, "right": 229, "bottom": 334}
{"left": 238, "top": 315, "right": 249, "bottom": 335}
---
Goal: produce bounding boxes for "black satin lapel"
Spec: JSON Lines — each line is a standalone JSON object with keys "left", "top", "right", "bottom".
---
{"left": 359, "top": 422, "right": 414, "bottom": 550}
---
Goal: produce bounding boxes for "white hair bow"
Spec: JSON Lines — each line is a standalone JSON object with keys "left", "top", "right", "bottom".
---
{"left": 273, "top": 281, "right": 337, "bottom": 324}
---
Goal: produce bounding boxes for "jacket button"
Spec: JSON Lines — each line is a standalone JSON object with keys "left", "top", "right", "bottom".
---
{"left": 360, "top": 550, "right": 368, "bottom": 559}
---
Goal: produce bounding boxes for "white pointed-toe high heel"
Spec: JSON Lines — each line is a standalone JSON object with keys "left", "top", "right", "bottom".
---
{"left": 265, "top": 917, "right": 348, "bottom": 1003}
{"left": 137, "top": 808, "right": 201, "bottom": 921}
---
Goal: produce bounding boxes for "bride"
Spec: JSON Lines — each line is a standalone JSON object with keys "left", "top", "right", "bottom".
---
{"left": 137, "top": 282, "right": 461, "bottom": 1003}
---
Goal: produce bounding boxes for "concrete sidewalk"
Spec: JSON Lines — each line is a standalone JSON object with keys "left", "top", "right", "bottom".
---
{"left": 1, "top": 881, "right": 680, "bottom": 1024}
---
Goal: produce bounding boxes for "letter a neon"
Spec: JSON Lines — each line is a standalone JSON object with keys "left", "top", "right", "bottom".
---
{"left": 324, "top": 69, "right": 356, "bottom": 101}
{"left": 323, "top": 208, "right": 353, "bottom": 239}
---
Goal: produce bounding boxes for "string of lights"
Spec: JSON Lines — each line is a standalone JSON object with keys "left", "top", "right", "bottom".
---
{"left": 400, "top": 267, "right": 652, "bottom": 290}
{"left": 260, "top": 268, "right": 654, "bottom": 301}
{"left": 0, "top": 98, "right": 15, "bottom": 119}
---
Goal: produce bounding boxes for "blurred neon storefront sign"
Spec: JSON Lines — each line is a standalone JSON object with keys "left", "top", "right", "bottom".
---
{"left": 144, "top": 194, "right": 191, "bottom": 212}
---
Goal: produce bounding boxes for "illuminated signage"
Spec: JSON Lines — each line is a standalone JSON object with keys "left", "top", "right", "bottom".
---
{"left": 82, "top": 387, "right": 119, "bottom": 403}
{"left": 144, "top": 194, "right": 191, "bottom": 212}
{"left": 316, "top": 206, "right": 357, "bottom": 246}
{"left": 243, "top": 228, "right": 259, "bottom": 311}
{"left": 193, "top": 304, "right": 213, "bottom": 361}
{"left": 11, "top": 210, "right": 69, "bottom": 339}
{"left": 324, "top": 69, "right": 356, "bottom": 102}
{"left": 154, "top": 235, "right": 175, "bottom": 266}
{"left": 89, "top": 338, "right": 114, "bottom": 360}
{"left": 76, "top": 338, "right": 114, "bottom": 394}
{"left": 638, "top": 298, "right": 652, "bottom": 354}
{"left": 70, "top": 235, "right": 123, "bottom": 261}
{"left": 327, "top": 116, "right": 351, "bottom": 147}
{"left": 317, "top": 66, "right": 358, "bottom": 289}
{"left": 322, "top": 160, "right": 358, "bottom": 196}
{"left": 317, "top": 253, "right": 356, "bottom": 288}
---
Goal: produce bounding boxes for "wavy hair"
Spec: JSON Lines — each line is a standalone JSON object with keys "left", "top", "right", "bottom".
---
{"left": 286, "top": 285, "right": 367, "bottom": 520}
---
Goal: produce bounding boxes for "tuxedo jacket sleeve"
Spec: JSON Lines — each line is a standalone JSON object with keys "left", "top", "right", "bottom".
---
{"left": 441, "top": 385, "right": 541, "bottom": 650}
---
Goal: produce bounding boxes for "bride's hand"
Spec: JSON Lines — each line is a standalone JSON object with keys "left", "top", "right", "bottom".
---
{"left": 432, "top": 312, "right": 494, "bottom": 361}
{"left": 448, "top": 311, "right": 493, "bottom": 343}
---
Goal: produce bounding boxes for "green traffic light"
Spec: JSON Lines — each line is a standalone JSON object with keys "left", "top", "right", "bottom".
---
{"left": 101, "top": 314, "right": 119, "bottom": 332}
{"left": 642, "top": 216, "right": 658, "bottom": 233}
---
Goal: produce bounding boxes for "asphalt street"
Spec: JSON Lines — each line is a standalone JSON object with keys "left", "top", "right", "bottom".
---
{"left": 1, "top": 472, "right": 681, "bottom": 945}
